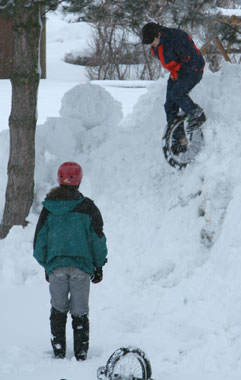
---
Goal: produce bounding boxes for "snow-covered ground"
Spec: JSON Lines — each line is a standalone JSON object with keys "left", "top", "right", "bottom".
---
{"left": 217, "top": 7, "right": 241, "bottom": 16}
{"left": 1, "top": 10, "right": 241, "bottom": 380}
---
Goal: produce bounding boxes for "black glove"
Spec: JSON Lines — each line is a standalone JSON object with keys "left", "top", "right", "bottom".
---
{"left": 45, "top": 271, "right": 49, "bottom": 282}
{"left": 91, "top": 267, "right": 103, "bottom": 284}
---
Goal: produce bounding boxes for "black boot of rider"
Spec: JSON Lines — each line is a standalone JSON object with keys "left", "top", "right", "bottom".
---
{"left": 50, "top": 307, "right": 67, "bottom": 359}
{"left": 72, "top": 313, "right": 89, "bottom": 361}
{"left": 187, "top": 107, "right": 206, "bottom": 133}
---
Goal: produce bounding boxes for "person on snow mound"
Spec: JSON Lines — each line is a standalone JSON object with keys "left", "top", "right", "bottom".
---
{"left": 33, "top": 162, "right": 108, "bottom": 361}
{"left": 142, "top": 22, "right": 206, "bottom": 130}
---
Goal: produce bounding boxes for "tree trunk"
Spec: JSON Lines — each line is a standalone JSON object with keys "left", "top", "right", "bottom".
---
{"left": 0, "top": 1, "right": 41, "bottom": 239}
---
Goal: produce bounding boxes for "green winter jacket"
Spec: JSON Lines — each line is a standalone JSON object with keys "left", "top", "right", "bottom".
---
{"left": 33, "top": 187, "right": 107, "bottom": 275}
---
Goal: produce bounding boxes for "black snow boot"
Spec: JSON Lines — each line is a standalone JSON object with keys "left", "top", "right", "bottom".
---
{"left": 72, "top": 313, "right": 89, "bottom": 361}
{"left": 50, "top": 307, "right": 67, "bottom": 359}
{"left": 187, "top": 107, "right": 206, "bottom": 133}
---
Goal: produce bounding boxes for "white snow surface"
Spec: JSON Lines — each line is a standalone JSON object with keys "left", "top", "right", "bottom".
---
{"left": 59, "top": 83, "right": 123, "bottom": 128}
{"left": 217, "top": 7, "right": 241, "bottom": 16}
{"left": 1, "top": 11, "right": 241, "bottom": 380}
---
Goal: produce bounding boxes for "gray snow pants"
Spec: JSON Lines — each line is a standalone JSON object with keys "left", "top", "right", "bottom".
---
{"left": 49, "top": 266, "right": 90, "bottom": 317}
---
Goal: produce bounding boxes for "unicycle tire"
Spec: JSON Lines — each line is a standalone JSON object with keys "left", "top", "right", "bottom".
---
{"left": 162, "top": 115, "right": 204, "bottom": 169}
{"left": 104, "top": 346, "right": 152, "bottom": 380}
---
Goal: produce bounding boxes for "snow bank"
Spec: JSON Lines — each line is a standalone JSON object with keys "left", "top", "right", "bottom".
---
{"left": 59, "top": 82, "right": 123, "bottom": 127}
{"left": 217, "top": 7, "right": 241, "bottom": 16}
{"left": 1, "top": 62, "right": 241, "bottom": 379}
{"left": 0, "top": 222, "right": 38, "bottom": 288}
{"left": 1, "top": 63, "right": 241, "bottom": 288}
{"left": 46, "top": 12, "right": 92, "bottom": 82}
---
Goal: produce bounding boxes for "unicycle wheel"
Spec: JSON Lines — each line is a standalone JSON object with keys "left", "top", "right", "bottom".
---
{"left": 162, "top": 115, "right": 204, "bottom": 169}
{"left": 104, "top": 346, "right": 152, "bottom": 380}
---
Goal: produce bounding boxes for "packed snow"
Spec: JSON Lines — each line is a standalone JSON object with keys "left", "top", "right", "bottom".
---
{"left": 217, "top": 7, "right": 241, "bottom": 16}
{"left": 1, "top": 10, "right": 241, "bottom": 380}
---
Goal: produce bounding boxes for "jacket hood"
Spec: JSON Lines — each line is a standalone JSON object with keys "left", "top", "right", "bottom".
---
{"left": 43, "top": 198, "right": 85, "bottom": 215}
{"left": 43, "top": 186, "right": 85, "bottom": 215}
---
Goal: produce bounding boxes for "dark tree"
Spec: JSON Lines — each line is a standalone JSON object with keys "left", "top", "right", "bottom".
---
{"left": 0, "top": 0, "right": 93, "bottom": 239}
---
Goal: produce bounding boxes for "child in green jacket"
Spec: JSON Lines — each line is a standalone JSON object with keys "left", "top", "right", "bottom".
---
{"left": 33, "top": 161, "right": 108, "bottom": 360}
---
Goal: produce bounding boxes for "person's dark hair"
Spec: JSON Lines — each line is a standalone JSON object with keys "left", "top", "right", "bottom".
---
{"left": 142, "top": 22, "right": 161, "bottom": 44}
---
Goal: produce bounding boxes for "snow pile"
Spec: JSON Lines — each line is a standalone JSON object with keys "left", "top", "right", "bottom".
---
{"left": 201, "top": 62, "right": 241, "bottom": 125}
{"left": 0, "top": 223, "right": 37, "bottom": 288}
{"left": 46, "top": 13, "right": 91, "bottom": 82}
{"left": 1, "top": 62, "right": 241, "bottom": 379}
{"left": 217, "top": 7, "right": 241, "bottom": 16}
{"left": 60, "top": 82, "right": 123, "bottom": 127}
{"left": 32, "top": 82, "right": 123, "bottom": 209}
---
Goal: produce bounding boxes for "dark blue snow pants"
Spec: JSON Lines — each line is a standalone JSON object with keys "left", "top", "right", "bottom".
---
{"left": 164, "top": 71, "right": 203, "bottom": 122}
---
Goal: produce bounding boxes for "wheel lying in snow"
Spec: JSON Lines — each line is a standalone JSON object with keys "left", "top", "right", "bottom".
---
{"left": 104, "top": 346, "right": 152, "bottom": 380}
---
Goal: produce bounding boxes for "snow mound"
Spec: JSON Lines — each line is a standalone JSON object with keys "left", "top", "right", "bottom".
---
{"left": 59, "top": 82, "right": 123, "bottom": 128}
{"left": 2, "top": 58, "right": 241, "bottom": 379}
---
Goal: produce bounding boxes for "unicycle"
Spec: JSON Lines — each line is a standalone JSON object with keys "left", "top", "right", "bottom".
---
{"left": 97, "top": 346, "right": 152, "bottom": 380}
{"left": 162, "top": 113, "right": 204, "bottom": 169}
